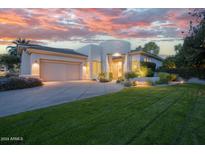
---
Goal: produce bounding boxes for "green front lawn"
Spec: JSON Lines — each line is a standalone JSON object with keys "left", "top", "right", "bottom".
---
{"left": 0, "top": 84, "right": 205, "bottom": 144}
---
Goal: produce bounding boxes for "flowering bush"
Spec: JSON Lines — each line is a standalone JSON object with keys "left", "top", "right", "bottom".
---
{"left": 0, "top": 77, "right": 43, "bottom": 91}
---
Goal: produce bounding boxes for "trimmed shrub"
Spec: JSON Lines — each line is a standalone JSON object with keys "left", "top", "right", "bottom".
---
{"left": 0, "top": 77, "right": 43, "bottom": 91}
{"left": 140, "top": 61, "right": 156, "bottom": 72}
{"left": 125, "top": 72, "right": 137, "bottom": 79}
{"left": 170, "top": 74, "right": 177, "bottom": 81}
{"left": 157, "top": 67, "right": 205, "bottom": 79}
{"left": 157, "top": 72, "right": 171, "bottom": 84}
{"left": 123, "top": 80, "right": 132, "bottom": 87}
{"left": 135, "top": 66, "right": 154, "bottom": 77}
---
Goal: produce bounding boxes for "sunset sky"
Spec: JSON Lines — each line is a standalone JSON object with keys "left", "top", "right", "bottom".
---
{"left": 0, "top": 8, "right": 193, "bottom": 55}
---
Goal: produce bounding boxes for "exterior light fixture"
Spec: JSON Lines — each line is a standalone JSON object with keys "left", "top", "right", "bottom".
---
{"left": 83, "top": 63, "right": 87, "bottom": 70}
{"left": 34, "top": 60, "right": 38, "bottom": 64}
{"left": 112, "top": 53, "right": 121, "bottom": 57}
{"left": 32, "top": 60, "right": 39, "bottom": 75}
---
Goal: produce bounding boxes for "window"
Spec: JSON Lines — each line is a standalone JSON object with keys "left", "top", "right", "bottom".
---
{"left": 85, "top": 62, "right": 90, "bottom": 76}
{"left": 144, "top": 57, "right": 151, "bottom": 62}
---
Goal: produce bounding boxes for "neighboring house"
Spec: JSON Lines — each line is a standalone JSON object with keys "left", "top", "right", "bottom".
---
{"left": 20, "top": 40, "right": 163, "bottom": 81}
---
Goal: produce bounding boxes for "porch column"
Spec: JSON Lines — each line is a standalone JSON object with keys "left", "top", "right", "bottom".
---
{"left": 127, "top": 54, "right": 131, "bottom": 72}
{"left": 107, "top": 54, "right": 113, "bottom": 73}
{"left": 89, "top": 61, "right": 93, "bottom": 79}
{"left": 122, "top": 54, "right": 126, "bottom": 74}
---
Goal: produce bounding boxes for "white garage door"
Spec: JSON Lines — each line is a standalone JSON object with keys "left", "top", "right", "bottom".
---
{"left": 40, "top": 60, "right": 80, "bottom": 81}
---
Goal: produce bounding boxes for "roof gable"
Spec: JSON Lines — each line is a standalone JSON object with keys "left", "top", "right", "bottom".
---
{"left": 129, "top": 50, "right": 164, "bottom": 61}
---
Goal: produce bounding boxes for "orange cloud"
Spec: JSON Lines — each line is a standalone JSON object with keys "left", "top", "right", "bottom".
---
{"left": 0, "top": 12, "right": 28, "bottom": 26}
{"left": 0, "top": 9, "right": 68, "bottom": 32}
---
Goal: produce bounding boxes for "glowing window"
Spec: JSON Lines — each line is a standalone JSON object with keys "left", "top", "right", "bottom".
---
{"left": 144, "top": 57, "right": 151, "bottom": 62}
{"left": 92, "top": 61, "right": 101, "bottom": 78}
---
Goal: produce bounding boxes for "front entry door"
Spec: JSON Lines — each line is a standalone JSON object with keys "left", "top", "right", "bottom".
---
{"left": 112, "top": 60, "right": 123, "bottom": 80}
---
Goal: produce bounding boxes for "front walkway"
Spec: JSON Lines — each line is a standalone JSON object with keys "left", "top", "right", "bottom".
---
{"left": 0, "top": 80, "right": 123, "bottom": 117}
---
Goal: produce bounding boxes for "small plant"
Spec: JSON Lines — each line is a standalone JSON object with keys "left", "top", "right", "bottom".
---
{"left": 98, "top": 72, "right": 106, "bottom": 80}
{"left": 98, "top": 72, "right": 110, "bottom": 83}
{"left": 116, "top": 76, "right": 124, "bottom": 83}
{"left": 124, "top": 72, "right": 137, "bottom": 80}
{"left": 116, "top": 80, "right": 120, "bottom": 83}
{"left": 132, "top": 81, "right": 136, "bottom": 86}
{"left": 123, "top": 80, "right": 132, "bottom": 87}
{"left": 109, "top": 72, "right": 113, "bottom": 81}
{"left": 170, "top": 74, "right": 177, "bottom": 81}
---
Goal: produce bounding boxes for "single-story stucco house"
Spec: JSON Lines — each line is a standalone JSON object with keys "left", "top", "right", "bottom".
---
{"left": 20, "top": 40, "right": 163, "bottom": 81}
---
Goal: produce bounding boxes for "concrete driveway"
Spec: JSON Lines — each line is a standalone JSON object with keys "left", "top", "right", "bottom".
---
{"left": 0, "top": 80, "right": 123, "bottom": 117}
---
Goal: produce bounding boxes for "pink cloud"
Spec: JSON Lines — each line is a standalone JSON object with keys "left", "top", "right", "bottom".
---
{"left": 0, "top": 8, "right": 194, "bottom": 45}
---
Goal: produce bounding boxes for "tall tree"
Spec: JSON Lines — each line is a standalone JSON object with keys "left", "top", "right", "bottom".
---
{"left": 162, "top": 56, "right": 176, "bottom": 69}
{"left": 143, "top": 42, "right": 160, "bottom": 55}
{"left": 13, "top": 38, "right": 30, "bottom": 46}
{"left": 3, "top": 38, "right": 30, "bottom": 72}
{"left": 6, "top": 46, "right": 18, "bottom": 56}
{"left": 174, "top": 44, "right": 183, "bottom": 54}
{"left": 180, "top": 9, "right": 205, "bottom": 67}
{"left": 0, "top": 54, "right": 20, "bottom": 72}
{"left": 135, "top": 45, "right": 143, "bottom": 51}
{"left": 11, "top": 38, "right": 30, "bottom": 56}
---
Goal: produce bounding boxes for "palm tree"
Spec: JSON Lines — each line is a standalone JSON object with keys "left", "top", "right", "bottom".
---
{"left": 12, "top": 38, "right": 30, "bottom": 46}
{"left": 7, "top": 38, "right": 30, "bottom": 56}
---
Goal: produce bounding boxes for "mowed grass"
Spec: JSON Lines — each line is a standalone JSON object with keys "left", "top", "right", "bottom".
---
{"left": 0, "top": 84, "right": 205, "bottom": 145}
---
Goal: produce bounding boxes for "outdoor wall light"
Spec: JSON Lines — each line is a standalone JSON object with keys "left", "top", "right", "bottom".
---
{"left": 32, "top": 60, "right": 39, "bottom": 75}
{"left": 112, "top": 53, "right": 121, "bottom": 57}
{"left": 83, "top": 63, "right": 87, "bottom": 70}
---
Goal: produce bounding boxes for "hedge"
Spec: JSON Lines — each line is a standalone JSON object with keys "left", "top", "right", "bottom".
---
{"left": 158, "top": 67, "right": 205, "bottom": 79}
{"left": 0, "top": 77, "right": 43, "bottom": 91}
